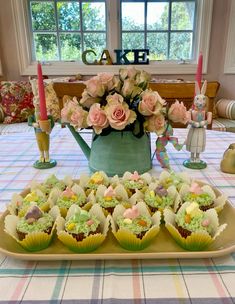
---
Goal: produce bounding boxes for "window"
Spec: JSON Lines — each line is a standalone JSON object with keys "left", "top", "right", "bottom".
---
{"left": 12, "top": 0, "right": 213, "bottom": 75}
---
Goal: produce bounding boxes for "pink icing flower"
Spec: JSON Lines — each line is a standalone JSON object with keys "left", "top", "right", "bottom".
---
{"left": 62, "top": 187, "right": 74, "bottom": 198}
{"left": 139, "top": 90, "right": 165, "bottom": 116}
{"left": 201, "top": 219, "right": 210, "bottom": 227}
{"left": 189, "top": 182, "right": 203, "bottom": 195}
{"left": 144, "top": 114, "right": 166, "bottom": 135}
{"left": 86, "top": 219, "right": 94, "bottom": 226}
{"left": 131, "top": 171, "right": 140, "bottom": 181}
{"left": 85, "top": 76, "right": 105, "bottom": 97}
{"left": 123, "top": 205, "right": 140, "bottom": 219}
{"left": 104, "top": 186, "right": 116, "bottom": 197}
{"left": 87, "top": 103, "right": 109, "bottom": 134}
{"left": 168, "top": 100, "right": 189, "bottom": 124}
{"left": 105, "top": 100, "right": 136, "bottom": 130}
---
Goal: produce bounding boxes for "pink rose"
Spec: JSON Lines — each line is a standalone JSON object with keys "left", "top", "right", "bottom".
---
{"left": 139, "top": 90, "right": 165, "bottom": 116}
{"left": 87, "top": 103, "right": 109, "bottom": 134}
{"left": 97, "top": 72, "right": 116, "bottom": 91}
{"left": 105, "top": 100, "right": 136, "bottom": 130}
{"left": 80, "top": 90, "right": 101, "bottom": 109}
{"left": 70, "top": 106, "right": 88, "bottom": 129}
{"left": 85, "top": 76, "right": 105, "bottom": 97}
{"left": 119, "top": 67, "right": 139, "bottom": 81}
{"left": 144, "top": 114, "right": 166, "bottom": 135}
{"left": 121, "top": 79, "right": 142, "bottom": 99}
{"left": 168, "top": 100, "right": 188, "bottom": 124}
{"left": 61, "top": 98, "right": 80, "bottom": 122}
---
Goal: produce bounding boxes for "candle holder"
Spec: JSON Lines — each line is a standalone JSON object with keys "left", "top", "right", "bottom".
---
{"left": 28, "top": 115, "right": 57, "bottom": 169}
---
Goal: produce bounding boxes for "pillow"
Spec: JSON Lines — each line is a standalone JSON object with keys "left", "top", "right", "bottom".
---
{"left": 0, "top": 104, "right": 5, "bottom": 123}
{"left": 216, "top": 99, "right": 235, "bottom": 119}
{"left": 0, "top": 81, "right": 34, "bottom": 123}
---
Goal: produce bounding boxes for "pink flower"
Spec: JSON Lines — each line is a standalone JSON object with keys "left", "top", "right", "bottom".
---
{"left": 70, "top": 107, "right": 88, "bottom": 129}
{"left": 106, "top": 93, "right": 123, "bottom": 104}
{"left": 87, "top": 103, "right": 109, "bottom": 134}
{"left": 104, "top": 186, "right": 116, "bottom": 197}
{"left": 85, "top": 76, "right": 105, "bottom": 97}
{"left": 131, "top": 171, "right": 140, "bottom": 181}
{"left": 189, "top": 182, "right": 203, "bottom": 195}
{"left": 121, "top": 79, "right": 142, "bottom": 99}
{"left": 97, "top": 72, "right": 116, "bottom": 91}
{"left": 105, "top": 100, "right": 136, "bottom": 130}
{"left": 168, "top": 100, "right": 188, "bottom": 124}
{"left": 144, "top": 114, "right": 166, "bottom": 135}
{"left": 123, "top": 205, "right": 140, "bottom": 219}
{"left": 119, "top": 67, "right": 139, "bottom": 81}
{"left": 139, "top": 90, "right": 165, "bottom": 116}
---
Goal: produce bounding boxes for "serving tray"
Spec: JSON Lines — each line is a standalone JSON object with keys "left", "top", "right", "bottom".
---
{"left": 0, "top": 184, "right": 235, "bottom": 260}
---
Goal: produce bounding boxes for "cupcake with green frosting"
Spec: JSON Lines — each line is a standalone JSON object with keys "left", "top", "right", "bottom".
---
{"left": 110, "top": 201, "right": 161, "bottom": 251}
{"left": 95, "top": 184, "right": 130, "bottom": 215}
{"left": 164, "top": 202, "right": 227, "bottom": 251}
{"left": 122, "top": 171, "right": 152, "bottom": 196}
{"left": 56, "top": 204, "right": 110, "bottom": 253}
{"left": 159, "top": 170, "right": 191, "bottom": 191}
{"left": 48, "top": 184, "right": 92, "bottom": 217}
{"left": 31, "top": 174, "right": 73, "bottom": 196}
{"left": 79, "top": 171, "right": 110, "bottom": 195}
{"left": 4, "top": 205, "right": 60, "bottom": 251}
{"left": 179, "top": 182, "right": 226, "bottom": 213}
{"left": 8, "top": 189, "right": 49, "bottom": 217}
{"left": 144, "top": 184, "right": 180, "bottom": 213}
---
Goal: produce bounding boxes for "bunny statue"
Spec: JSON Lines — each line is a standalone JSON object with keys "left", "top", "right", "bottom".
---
{"left": 183, "top": 80, "right": 212, "bottom": 169}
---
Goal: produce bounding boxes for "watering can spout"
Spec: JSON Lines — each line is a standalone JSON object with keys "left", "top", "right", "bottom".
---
{"left": 67, "top": 124, "right": 90, "bottom": 160}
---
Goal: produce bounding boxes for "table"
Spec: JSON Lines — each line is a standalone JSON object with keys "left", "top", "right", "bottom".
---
{"left": 0, "top": 127, "right": 235, "bottom": 303}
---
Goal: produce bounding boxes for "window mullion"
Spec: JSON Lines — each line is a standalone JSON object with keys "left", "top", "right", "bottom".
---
{"left": 107, "top": 0, "right": 120, "bottom": 58}
{"left": 54, "top": 0, "right": 61, "bottom": 60}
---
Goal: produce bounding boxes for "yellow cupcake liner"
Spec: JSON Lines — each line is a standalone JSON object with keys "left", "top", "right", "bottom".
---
{"left": 164, "top": 205, "right": 227, "bottom": 251}
{"left": 111, "top": 201, "right": 161, "bottom": 251}
{"left": 57, "top": 230, "right": 105, "bottom": 253}
{"left": 56, "top": 204, "right": 110, "bottom": 253}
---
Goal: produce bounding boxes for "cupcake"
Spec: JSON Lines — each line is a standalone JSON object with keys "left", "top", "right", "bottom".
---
{"left": 8, "top": 189, "right": 49, "bottom": 217}
{"left": 144, "top": 184, "right": 180, "bottom": 213}
{"left": 31, "top": 174, "right": 73, "bottom": 196}
{"left": 79, "top": 171, "right": 110, "bottom": 195}
{"left": 96, "top": 184, "right": 129, "bottom": 215}
{"left": 56, "top": 204, "right": 110, "bottom": 253}
{"left": 48, "top": 184, "right": 92, "bottom": 217}
{"left": 159, "top": 170, "right": 191, "bottom": 191}
{"left": 179, "top": 182, "right": 226, "bottom": 212}
{"left": 164, "top": 202, "right": 227, "bottom": 251}
{"left": 4, "top": 205, "right": 59, "bottom": 251}
{"left": 110, "top": 201, "right": 161, "bottom": 251}
{"left": 122, "top": 171, "right": 152, "bottom": 196}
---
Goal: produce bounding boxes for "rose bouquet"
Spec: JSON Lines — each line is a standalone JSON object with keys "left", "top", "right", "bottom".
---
{"left": 61, "top": 67, "right": 189, "bottom": 168}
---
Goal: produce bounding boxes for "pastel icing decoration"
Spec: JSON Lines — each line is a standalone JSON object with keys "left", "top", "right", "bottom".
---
{"left": 131, "top": 171, "right": 140, "bottom": 181}
{"left": 123, "top": 205, "right": 140, "bottom": 219}
{"left": 189, "top": 182, "right": 203, "bottom": 195}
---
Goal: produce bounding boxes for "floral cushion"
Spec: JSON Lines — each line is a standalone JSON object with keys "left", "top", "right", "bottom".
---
{"left": 44, "top": 82, "right": 60, "bottom": 121}
{"left": 0, "top": 81, "right": 34, "bottom": 123}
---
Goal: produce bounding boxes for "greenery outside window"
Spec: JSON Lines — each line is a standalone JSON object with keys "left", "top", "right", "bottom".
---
{"left": 12, "top": 0, "right": 213, "bottom": 75}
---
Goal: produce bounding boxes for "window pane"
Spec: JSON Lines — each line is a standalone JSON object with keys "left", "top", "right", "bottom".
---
{"left": 84, "top": 33, "right": 106, "bottom": 56}
{"left": 122, "top": 3, "right": 145, "bottom": 30}
{"left": 169, "top": 32, "right": 193, "bottom": 59}
{"left": 31, "top": 1, "right": 56, "bottom": 31}
{"left": 60, "top": 33, "right": 81, "bottom": 60}
{"left": 57, "top": 2, "right": 80, "bottom": 31}
{"left": 147, "top": 33, "right": 168, "bottom": 60}
{"left": 34, "top": 33, "right": 58, "bottom": 60}
{"left": 122, "top": 32, "right": 145, "bottom": 49}
{"left": 82, "top": 2, "right": 106, "bottom": 31}
{"left": 147, "top": 2, "right": 169, "bottom": 30}
{"left": 171, "top": 1, "right": 195, "bottom": 30}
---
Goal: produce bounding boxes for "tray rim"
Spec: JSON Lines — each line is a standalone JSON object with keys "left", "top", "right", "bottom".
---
{"left": 0, "top": 182, "right": 235, "bottom": 260}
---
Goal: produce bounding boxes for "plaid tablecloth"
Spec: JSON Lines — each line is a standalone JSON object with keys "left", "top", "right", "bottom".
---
{"left": 0, "top": 127, "right": 235, "bottom": 304}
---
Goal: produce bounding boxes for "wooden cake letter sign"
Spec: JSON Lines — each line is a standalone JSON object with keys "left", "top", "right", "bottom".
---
{"left": 82, "top": 49, "right": 149, "bottom": 65}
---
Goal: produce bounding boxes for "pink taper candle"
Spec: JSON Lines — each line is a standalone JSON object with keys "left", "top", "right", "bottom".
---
{"left": 195, "top": 52, "right": 203, "bottom": 92}
{"left": 37, "top": 62, "right": 48, "bottom": 120}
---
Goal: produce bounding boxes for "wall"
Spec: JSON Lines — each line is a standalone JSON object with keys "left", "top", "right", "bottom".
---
{"left": 0, "top": 0, "right": 234, "bottom": 99}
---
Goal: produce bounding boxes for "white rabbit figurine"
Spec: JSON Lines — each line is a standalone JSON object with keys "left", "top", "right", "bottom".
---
{"left": 184, "top": 80, "right": 212, "bottom": 169}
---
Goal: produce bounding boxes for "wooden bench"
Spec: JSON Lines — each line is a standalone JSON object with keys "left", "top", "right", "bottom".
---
{"left": 53, "top": 81, "right": 220, "bottom": 129}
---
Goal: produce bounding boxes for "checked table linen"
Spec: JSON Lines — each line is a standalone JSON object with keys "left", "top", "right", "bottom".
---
{"left": 0, "top": 127, "right": 235, "bottom": 304}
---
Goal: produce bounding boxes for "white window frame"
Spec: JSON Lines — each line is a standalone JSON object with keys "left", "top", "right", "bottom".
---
{"left": 12, "top": 0, "right": 213, "bottom": 76}
{"left": 224, "top": 0, "right": 235, "bottom": 74}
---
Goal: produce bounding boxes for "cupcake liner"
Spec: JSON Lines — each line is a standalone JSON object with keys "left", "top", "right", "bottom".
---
{"left": 164, "top": 206, "right": 227, "bottom": 251}
{"left": 110, "top": 201, "right": 161, "bottom": 251}
{"left": 4, "top": 206, "right": 60, "bottom": 252}
{"left": 56, "top": 204, "right": 110, "bottom": 253}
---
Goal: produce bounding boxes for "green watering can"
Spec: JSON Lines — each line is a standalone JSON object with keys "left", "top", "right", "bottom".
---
{"left": 67, "top": 124, "right": 152, "bottom": 176}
